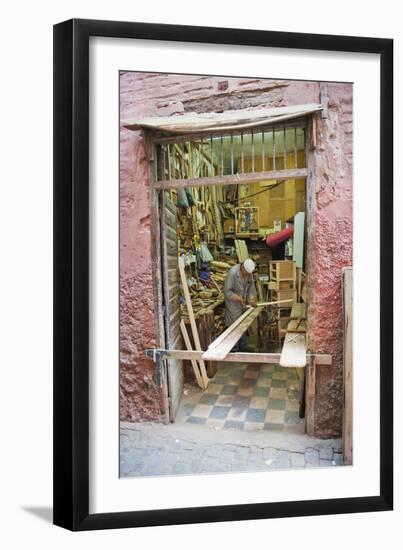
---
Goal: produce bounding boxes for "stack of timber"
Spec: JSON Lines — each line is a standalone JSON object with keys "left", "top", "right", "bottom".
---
{"left": 180, "top": 287, "right": 224, "bottom": 319}
{"left": 209, "top": 260, "right": 233, "bottom": 290}
{"left": 177, "top": 254, "right": 230, "bottom": 378}
{"left": 202, "top": 306, "right": 264, "bottom": 361}
{"left": 214, "top": 312, "right": 225, "bottom": 336}
{"left": 176, "top": 184, "right": 224, "bottom": 253}
{"left": 234, "top": 239, "right": 249, "bottom": 262}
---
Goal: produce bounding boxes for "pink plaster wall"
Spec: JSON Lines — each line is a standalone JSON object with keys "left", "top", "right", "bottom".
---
{"left": 120, "top": 72, "right": 353, "bottom": 436}
{"left": 306, "top": 83, "right": 353, "bottom": 437}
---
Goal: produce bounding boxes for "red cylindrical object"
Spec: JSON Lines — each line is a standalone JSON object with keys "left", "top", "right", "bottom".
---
{"left": 266, "top": 226, "right": 294, "bottom": 247}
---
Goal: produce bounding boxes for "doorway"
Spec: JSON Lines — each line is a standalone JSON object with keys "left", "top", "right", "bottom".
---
{"left": 153, "top": 121, "right": 310, "bottom": 430}
{"left": 159, "top": 179, "right": 307, "bottom": 428}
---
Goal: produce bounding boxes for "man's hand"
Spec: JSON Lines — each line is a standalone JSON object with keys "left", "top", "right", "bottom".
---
{"left": 248, "top": 296, "right": 257, "bottom": 307}
{"left": 233, "top": 294, "right": 244, "bottom": 305}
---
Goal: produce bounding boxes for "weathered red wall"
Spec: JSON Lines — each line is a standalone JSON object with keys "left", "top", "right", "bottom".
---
{"left": 306, "top": 83, "right": 353, "bottom": 437}
{"left": 120, "top": 73, "right": 352, "bottom": 435}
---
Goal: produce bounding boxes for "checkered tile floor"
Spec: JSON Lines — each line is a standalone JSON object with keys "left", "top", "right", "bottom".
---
{"left": 176, "top": 363, "right": 304, "bottom": 433}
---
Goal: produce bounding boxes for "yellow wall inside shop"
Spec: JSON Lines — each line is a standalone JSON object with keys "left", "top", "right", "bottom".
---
{"left": 239, "top": 151, "right": 306, "bottom": 230}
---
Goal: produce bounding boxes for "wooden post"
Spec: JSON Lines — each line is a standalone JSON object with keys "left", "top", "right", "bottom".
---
{"left": 342, "top": 268, "right": 353, "bottom": 465}
{"left": 151, "top": 163, "right": 170, "bottom": 424}
{"left": 305, "top": 357, "right": 316, "bottom": 435}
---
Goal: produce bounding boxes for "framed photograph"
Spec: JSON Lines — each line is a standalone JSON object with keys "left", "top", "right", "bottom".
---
{"left": 53, "top": 19, "right": 393, "bottom": 530}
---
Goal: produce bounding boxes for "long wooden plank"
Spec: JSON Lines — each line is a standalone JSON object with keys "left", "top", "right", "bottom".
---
{"left": 178, "top": 257, "right": 209, "bottom": 387}
{"left": 342, "top": 268, "right": 353, "bottom": 465}
{"left": 202, "top": 306, "right": 263, "bottom": 361}
{"left": 155, "top": 349, "right": 332, "bottom": 365}
{"left": 257, "top": 299, "right": 293, "bottom": 307}
{"left": 207, "top": 306, "right": 253, "bottom": 351}
{"left": 280, "top": 332, "right": 306, "bottom": 367}
{"left": 180, "top": 320, "right": 205, "bottom": 390}
{"left": 293, "top": 211, "right": 305, "bottom": 269}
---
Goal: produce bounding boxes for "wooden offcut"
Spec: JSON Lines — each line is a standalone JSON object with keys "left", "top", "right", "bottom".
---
{"left": 280, "top": 332, "right": 306, "bottom": 367}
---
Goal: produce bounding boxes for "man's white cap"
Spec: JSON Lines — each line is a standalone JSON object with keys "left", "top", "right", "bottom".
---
{"left": 243, "top": 258, "right": 256, "bottom": 273}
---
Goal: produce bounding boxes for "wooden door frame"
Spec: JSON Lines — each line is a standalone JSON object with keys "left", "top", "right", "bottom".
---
{"left": 149, "top": 153, "right": 170, "bottom": 424}
{"left": 149, "top": 124, "right": 318, "bottom": 430}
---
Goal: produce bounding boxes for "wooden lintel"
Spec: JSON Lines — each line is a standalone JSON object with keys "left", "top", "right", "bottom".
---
{"left": 154, "top": 168, "right": 308, "bottom": 190}
{"left": 151, "top": 118, "right": 308, "bottom": 144}
{"left": 141, "top": 129, "right": 155, "bottom": 162}
{"left": 156, "top": 349, "right": 332, "bottom": 366}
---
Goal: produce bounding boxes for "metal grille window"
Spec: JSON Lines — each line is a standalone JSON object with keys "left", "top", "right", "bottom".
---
{"left": 155, "top": 124, "right": 306, "bottom": 186}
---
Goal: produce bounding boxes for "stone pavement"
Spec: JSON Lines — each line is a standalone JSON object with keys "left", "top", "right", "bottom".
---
{"left": 120, "top": 421, "right": 343, "bottom": 477}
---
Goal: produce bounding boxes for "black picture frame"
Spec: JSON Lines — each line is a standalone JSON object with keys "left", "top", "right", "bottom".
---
{"left": 53, "top": 18, "right": 393, "bottom": 531}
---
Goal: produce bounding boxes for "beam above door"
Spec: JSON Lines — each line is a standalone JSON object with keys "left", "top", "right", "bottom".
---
{"left": 154, "top": 168, "right": 308, "bottom": 190}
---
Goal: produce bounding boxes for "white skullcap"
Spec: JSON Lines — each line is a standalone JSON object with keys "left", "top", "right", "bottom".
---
{"left": 243, "top": 258, "right": 256, "bottom": 273}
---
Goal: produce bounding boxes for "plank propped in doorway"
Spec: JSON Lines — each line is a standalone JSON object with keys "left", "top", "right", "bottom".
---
{"left": 180, "top": 320, "right": 204, "bottom": 390}
{"left": 280, "top": 332, "right": 306, "bottom": 367}
{"left": 202, "top": 306, "right": 263, "bottom": 361}
{"left": 178, "top": 256, "right": 209, "bottom": 388}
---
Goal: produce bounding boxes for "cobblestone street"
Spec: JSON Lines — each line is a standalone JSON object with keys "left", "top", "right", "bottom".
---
{"left": 120, "top": 421, "right": 343, "bottom": 477}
